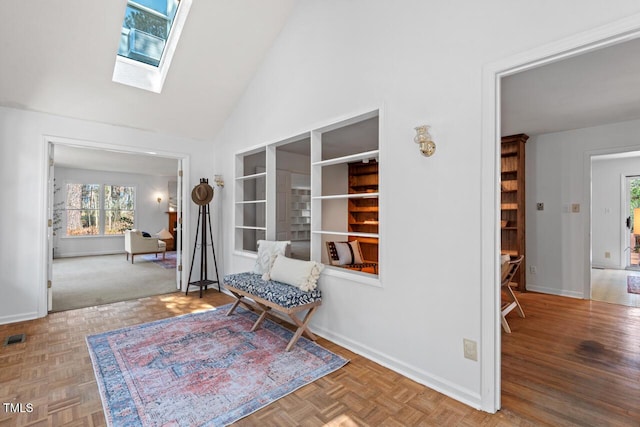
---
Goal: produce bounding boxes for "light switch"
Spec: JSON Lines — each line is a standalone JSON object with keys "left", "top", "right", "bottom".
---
{"left": 572, "top": 203, "right": 580, "bottom": 213}
{"left": 537, "top": 203, "right": 544, "bottom": 211}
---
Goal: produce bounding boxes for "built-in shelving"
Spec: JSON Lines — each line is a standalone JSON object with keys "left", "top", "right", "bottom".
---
{"left": 501, "top": 133, "right": 528, "bottom": 291}
{"left": 290, "top": 188, "right": 311, "bottom": 241}
{"left": 348, "top": 161, "right": 379, "bottom": 263}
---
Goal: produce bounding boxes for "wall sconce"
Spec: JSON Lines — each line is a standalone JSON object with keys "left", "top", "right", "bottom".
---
{"left": 214, "top": 174, "right": 225, "bottom": 188}
{"left": 414, "top": 125, "right": 436, "bottom": 157}
{"left": 157, "top": 196, "right": 162, "bottom": 204}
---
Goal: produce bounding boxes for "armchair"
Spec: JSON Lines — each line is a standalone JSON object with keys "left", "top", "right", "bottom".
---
{"left": 124, "top": 229, "right": 166, "bottom": 264}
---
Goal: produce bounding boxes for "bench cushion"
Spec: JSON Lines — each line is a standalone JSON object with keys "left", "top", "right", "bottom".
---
{"left": 224, "top": 272, "right": 322, "bottom": 309}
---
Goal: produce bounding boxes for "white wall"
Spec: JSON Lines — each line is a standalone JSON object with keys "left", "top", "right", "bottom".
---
{"left": 591, "top": 156, "right": 640, "bottom": 269}
{"left": 210, "top": 0, "right": 640, "bottom": 411}
{"left": 526, "top": 119, "right": 640, "bottom": 298}
{"left": 0, "top": 106, "right": 215, "bottom": 325}
{"left": 53, "top": 167, "right": 175, "bottom": 258}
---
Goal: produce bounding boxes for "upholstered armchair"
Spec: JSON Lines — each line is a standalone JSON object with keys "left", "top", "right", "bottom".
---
{"left": 124, "top": 229, "right": 166, "bottom": 263}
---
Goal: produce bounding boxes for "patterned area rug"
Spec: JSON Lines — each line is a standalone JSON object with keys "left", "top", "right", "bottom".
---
{"left": 140, "top": 251, "right": 177, "bottom": 269}
{"left": 627, "top": 275, "right": 640, "bottom": 294}
{"left": 86, "top": 305, "right": 348, "bottom": 426}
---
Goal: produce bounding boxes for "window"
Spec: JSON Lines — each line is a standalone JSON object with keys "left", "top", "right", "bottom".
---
{"left": 118, "top": 0, "right": 180, "bottom": 67}
{"left": 113, "top": 0, "right": 192, "bottom": 93}
{"left": 65, "top": 184, "right": 136, "bottom": 236}
{"left": 104, "top": 185, "right": 136, "bottom": 234}
{"left": 234, "top": 111, "right": 380, "bottom": 277}
{"left": 66, "top": 184, "right": 100, "bottom": 236}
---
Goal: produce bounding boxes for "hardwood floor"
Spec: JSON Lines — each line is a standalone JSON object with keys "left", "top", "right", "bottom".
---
{"left": 0, "top": 290, "right": 638, "bottom": 426}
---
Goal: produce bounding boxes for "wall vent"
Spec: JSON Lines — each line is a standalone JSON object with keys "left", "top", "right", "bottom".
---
{"left": 3, "top": 334, "right": 26, "bottom": 346}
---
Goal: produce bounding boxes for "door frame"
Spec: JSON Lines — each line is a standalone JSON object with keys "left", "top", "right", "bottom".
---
{"left": 481, "top": 15, "right": 640, "bottom": 412}
{"left": 41, "top": 135, "right": 190, "bottom": 315}
{"left": 623, "top": 175, "right": 640, "bottom": 269}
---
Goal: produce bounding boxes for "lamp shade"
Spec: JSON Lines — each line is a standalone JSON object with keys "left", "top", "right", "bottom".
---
{"left": 156, "top": 228, "right": 173, "bottom": 239}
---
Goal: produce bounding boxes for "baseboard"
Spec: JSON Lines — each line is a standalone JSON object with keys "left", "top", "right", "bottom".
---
{"left": 55, "top": 250, "right": 124, "bottom": 258}
{"left": 310, "top": 325, "right": 483, "bottom": 411}
{"left": 591, "top": 262, "right": 622, "bottom": 270}
{"left": 0, "top": 311, "right": 40, "bottom": 326}
{"left": 525, "top": 284, "right": 584, "bottom": 299}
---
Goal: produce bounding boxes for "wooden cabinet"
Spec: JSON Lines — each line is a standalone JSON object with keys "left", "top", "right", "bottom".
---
{"left": 501, "top": 134, "right": 528, "bottom": 291}
{"left": 348, "top": 161, "right": 378, "bottom": 263}
{"left": 166, "top": 211, "right": 178, "bottom": 251}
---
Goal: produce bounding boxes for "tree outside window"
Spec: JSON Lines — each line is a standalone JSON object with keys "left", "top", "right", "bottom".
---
{"left": 65, "top": 184, "right": 135, "bottom": 236}
{"left": 66, "top": 184, "right": 100, "bottom": 235}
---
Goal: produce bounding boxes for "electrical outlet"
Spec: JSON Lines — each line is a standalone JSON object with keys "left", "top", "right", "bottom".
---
{"left": 536, "top": 202, "right": 544, "bottom": 211}
{"left": 463, "top": 339, "right": 478, "bottom": 361}
{"left": 572, "top": 203, "right": 580, "bottom": 213}
{"left": 529, "top": 265, "right": 537, "bottom": 274}
{"left": 605, "top": 252, "right": 611, "bottom": 259}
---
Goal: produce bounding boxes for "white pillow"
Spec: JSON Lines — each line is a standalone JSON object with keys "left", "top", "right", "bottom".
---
{"left": 264, "top": 255, "right": 324, "bottom": 291}
{"left": 253, "top": 240, "right": 290, "bottom": 274}
{"left": 334, "top": 241, "right": 363, "bottom": 265}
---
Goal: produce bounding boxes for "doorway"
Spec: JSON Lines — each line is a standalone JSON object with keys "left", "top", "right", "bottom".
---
{"left": 485, "top": 18, "right": 640, "bottom": 413}
{"left": 626, "top": 176, "right": 640, "bottom": 269}
{"left": 45, "top": 137, "right": 188, "bottom": 312}
{"left": 590, "top": 156, "right": 640, "bottom": 306}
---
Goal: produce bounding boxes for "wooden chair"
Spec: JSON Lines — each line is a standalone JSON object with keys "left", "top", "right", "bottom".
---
{"left": 501, "top": 255, "right": 525, "bottom": 333}
{"left": 326, "top": 241, "right": 378, "bottom": 274}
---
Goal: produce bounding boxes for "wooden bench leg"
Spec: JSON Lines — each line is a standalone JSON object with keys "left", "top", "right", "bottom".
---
{"left": 285, "top": 306, "right": 319, "bottom": 351}
{"left": 251, "top": 303, "right": 272, "bottom": 332}
{"left": 226, "top": 298, "right": 242, "bottom": 316}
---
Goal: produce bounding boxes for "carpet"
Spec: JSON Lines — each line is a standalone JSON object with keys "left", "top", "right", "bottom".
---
{"left": 86, "top": 305, "right": 348, "bottom": 426}
{"left": 52, "top": 254, "right": 177, "bottom": 312}
{"left": 140, "top": 251, "right": 177, "bottom": 269}
{"left": 627, "top": 275, "right": 640, "bottom": 294}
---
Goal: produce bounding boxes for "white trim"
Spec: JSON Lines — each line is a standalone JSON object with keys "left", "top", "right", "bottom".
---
{"left": 235, "top": 200, "right": 267, "bottom": 204}
{"left": 313, "top": 193, "right": 379, "bottom": 200}
{"left": 312, "top": 230, "right": 378, "bottom": 239}
{"left": 236, "top": 172, "right": 267, "bottom": 181}
{"left": 481, "top": 13, "right": 640, "bottom": 413}
{"left": 312, "top": 150, "right": 380, "bottom": 167}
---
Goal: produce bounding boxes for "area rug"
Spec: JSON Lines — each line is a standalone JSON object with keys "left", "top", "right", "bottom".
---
{"left": 627, "top": 275, "right": 640, "bottom": 294}
{"left": 86, "top": 305, "right": 348, "bottom": 426}
{"left": 140, "top": 251, "right": 177, "bottom": 269}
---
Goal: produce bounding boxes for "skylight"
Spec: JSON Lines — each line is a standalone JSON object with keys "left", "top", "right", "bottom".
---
{"left": 112, "top": 0, "right": 191, "bottom": 93}
{"left": 118, "top": 0, "right": 179, "bottom": 67}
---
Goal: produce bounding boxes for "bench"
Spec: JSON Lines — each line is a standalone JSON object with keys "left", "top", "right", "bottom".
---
{"left": 223, "top": 272, "right": 322, "bottom": 351}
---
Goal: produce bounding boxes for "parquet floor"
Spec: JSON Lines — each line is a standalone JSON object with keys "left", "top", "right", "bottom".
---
{"left": 1, "top": 290, "right": 638, "bottom": 426}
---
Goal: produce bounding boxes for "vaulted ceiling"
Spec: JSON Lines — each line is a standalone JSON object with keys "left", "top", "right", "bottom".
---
{"left": 0, "top": 0, "right": 296, "bottom": 142}
{"left": 3, "top": 2, "right": 640, "bottom": 148}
